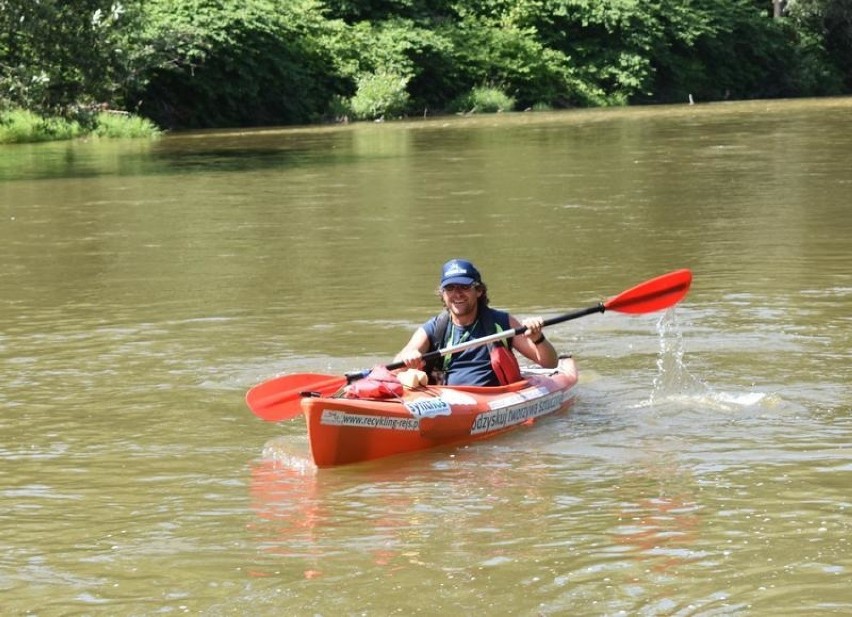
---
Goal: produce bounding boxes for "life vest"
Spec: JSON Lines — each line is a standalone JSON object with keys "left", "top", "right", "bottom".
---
{"left": 425, "top": 308, "right": 522, "bottom": 386}
{"left": 490, "top": 345, "right": 522, "bottom": 385}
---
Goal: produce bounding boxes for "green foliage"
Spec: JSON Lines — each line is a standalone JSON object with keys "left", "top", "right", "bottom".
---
{"left": 0, "top": 108, "right": 82, "bottom": 143}
{"left": 0, "top": 0, "right": 148, "bottom": 116}
{"left": 658, "top": 0, "right": 798, "bottom": 101}
{"left": 2, "top": 0, "right": 851, "bottom": 133}
{"left": 92, "top": 112, "right": 161, "bottom": 138}
{"left": 325, "top": 0, "right": 457, "bottom": 22}
{"left": 449, "top": 86, "right": 515, "bottom": 113}
{"left": 350, "top": 71, "right": 411, "bottom": 119}
{"left": 131, "top": 0, "right": 349, "bottom": 128}
{"left": 339, "top": 19, "right": 422, "bottom": 79}
{"left": 441, "top": 15, "right": 602, "bottom": 111}
{"left": 349, "top": 21, "right": 460, "bottom": 113}
{"left": 0, "top": 107, "right": 160, "bottom": 142}
{"left": 327, "top": 17, "right": 465, "bottom": 115}
{"left": 787, "top": 0, "right": 852, "bottom": 91}
{"left": 478, "top": 0, "right": 659, "bottom": 101}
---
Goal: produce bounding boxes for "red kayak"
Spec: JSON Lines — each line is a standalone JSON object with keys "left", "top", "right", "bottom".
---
{"left": 302, "top": 357, "right": 578, "bottom": 467}
{"left": 246, "top": 270, "right": 692, "bottom": 468}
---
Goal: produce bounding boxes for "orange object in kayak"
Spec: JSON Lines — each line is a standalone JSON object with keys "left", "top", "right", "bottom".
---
{"left": 302, "top": 356, "right": 578, "bottom": 467}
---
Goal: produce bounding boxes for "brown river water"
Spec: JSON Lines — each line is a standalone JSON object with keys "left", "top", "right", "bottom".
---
{"left": 1, "top": 97, "right": 850, "bottom": 615}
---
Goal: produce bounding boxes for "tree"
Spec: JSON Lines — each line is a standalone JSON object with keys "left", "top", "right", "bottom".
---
{"left": 0, "top": 0, "right": 146, "bottom": 118}
{"left": 787, "top": 0, "right": 852, "bottom": 88}
{"left": 131, "top": 0, "right": 350, "bottom": 128}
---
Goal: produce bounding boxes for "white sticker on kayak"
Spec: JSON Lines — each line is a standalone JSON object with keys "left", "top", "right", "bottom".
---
{"left": 470, "top": 392, "right": 565, "bottom": 435}
{"left": 436, "top": 390, "right": 477, "bottom": 405}
{"left": 488, "top": 386, "right": 550, "bottom": 410}
{"left": 320, "top": 409, "right": 420, "bottom": 431}
{"left": 404, "top": 399, "right": 453, "bottom": 418}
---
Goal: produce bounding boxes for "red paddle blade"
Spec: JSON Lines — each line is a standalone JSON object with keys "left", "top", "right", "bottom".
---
{"left": 604, "top": 269, "right": 693, "bottom": 314}
{"left": 246, "top": 373, "right": 346, "bottom": 422}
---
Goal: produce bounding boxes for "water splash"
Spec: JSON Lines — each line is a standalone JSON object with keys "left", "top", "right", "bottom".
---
{"left": 644, "top": 309, "right": 770, "bottom": 411}
{"left": 647, "top": 309, "right": 705, "bottom": 403}
{"left": 261, "top": 435, "right": 316, "bottom": 474}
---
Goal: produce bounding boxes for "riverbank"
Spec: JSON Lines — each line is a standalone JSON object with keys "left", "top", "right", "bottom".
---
{"left": 0, "top": 108, "right": 161, "bottom": 144}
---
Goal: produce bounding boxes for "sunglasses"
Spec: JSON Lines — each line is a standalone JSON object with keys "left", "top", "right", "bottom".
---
{"left": 442, "top": 284, "right": 475, "bottom": 293}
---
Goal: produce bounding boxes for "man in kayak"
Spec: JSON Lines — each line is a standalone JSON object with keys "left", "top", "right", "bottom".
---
{"left": 394, "top": 259, "right": 559, "bottom": 386}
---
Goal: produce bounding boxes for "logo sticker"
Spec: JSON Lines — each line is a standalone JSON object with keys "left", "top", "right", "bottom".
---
{"left": 404, "top": 399, "right": 453, "bottom": 418}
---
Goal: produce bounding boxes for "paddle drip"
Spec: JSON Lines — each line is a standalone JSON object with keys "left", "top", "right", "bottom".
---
{"left": 646, "top": 309, "right": 769, "bottom": 410}
{"left": 648, "top": 309, "right": 706, "bottom": 404}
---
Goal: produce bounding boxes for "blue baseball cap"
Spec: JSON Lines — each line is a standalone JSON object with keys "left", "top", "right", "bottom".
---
{"left": 440, "top": 259, "right": 482, "bottom": 287}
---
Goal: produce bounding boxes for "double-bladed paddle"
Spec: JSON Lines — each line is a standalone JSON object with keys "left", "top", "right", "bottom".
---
{"left": 246, "top": 268, "right": 692, "bottom": 422}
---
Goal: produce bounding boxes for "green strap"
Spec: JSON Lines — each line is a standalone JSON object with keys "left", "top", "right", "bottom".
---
{"left": 443, "top": 320, "right": 478, "bottom": 370}
{"left": 494, "top": 322, "right": 509, "bottom": 344}
{"left": 423, "top": 311, "right": 450, "bottom": 376}
{"left": 441, "top": 310, "right": 516, "bottom": 371}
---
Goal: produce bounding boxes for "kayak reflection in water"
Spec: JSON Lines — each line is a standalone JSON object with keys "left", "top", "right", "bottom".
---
{"left": 394, "top": 259, "right": 559, "bottom": 387}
